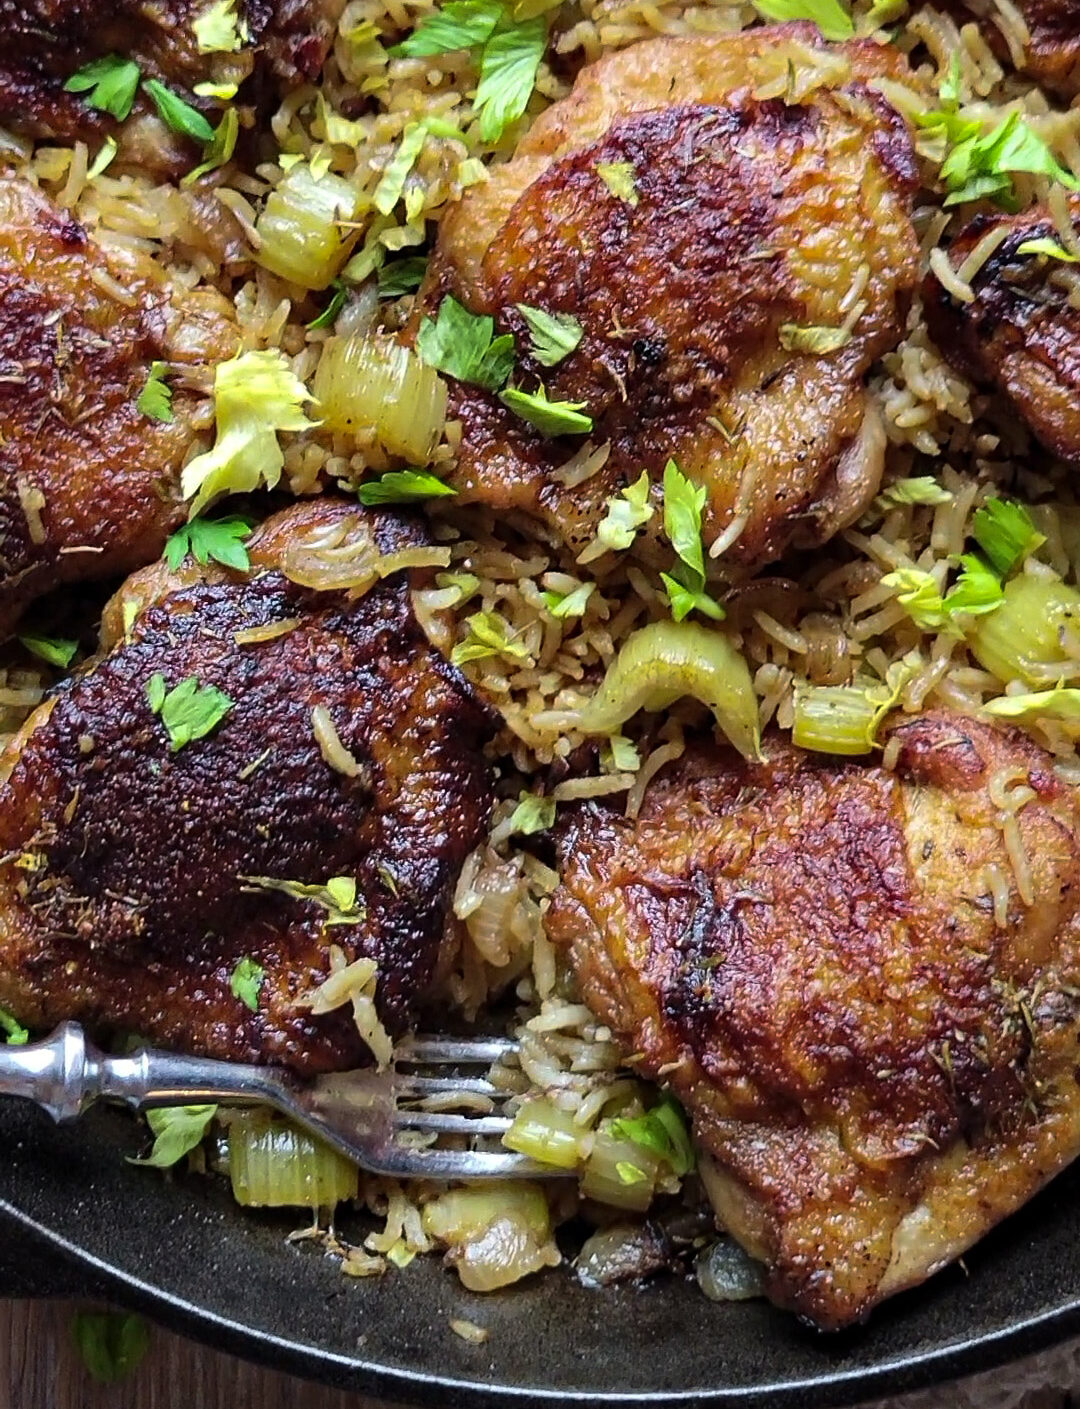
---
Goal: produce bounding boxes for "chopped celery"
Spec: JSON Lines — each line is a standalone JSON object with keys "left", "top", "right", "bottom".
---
{"left": 313, "top": 333, "right": 447, "bottom": 463}
{"left": 502, "top": 1097, "right": 582, "bottom": 1169}
{"left": 793, "top": 685, "right": 878, "bottom": 755}
{"left": 581, "top": 1126, "right": 661, "bottom": 1212}
{"left": 968, "top": 573, "right": 1080, "bottom": 686}
{"left": 256, "top": 164, "right": 359, "bottom": 290}
{"left": 227, "top": 1113, "right": 358, "bottom": 1209}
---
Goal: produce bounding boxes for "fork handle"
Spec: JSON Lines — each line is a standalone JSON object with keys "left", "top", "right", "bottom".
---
{"left": 0, "top": 1023, "right": 289, "bottom": 1123}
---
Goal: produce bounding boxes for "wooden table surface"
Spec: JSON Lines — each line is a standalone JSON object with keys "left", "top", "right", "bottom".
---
{"left": 2, "top": 1298, "right": 1075, "bottom": 1409}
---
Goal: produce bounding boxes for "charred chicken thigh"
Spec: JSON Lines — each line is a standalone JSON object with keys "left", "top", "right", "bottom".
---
{"left": 0, "top": 174, "right": 236, "bottom": 637}
{"left": 418, "top": 25, "right": 922, "bottom": 566}
{"left": 548, "top": 712, "right": 1080, "bottom": 1328}
{"left": 0, "top": 499, "right": 496, "bottom": 1072}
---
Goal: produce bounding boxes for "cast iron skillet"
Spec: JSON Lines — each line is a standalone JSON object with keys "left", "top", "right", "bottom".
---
{"left": 3, "top": 1098, "right": 1080, "bottom": 1404}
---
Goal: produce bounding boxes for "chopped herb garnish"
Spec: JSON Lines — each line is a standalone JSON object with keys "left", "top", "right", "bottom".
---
{"left": 128, "top": 1105, "right": 217, "bottom": 1169}
{"left": 452, "top": 610, "right": 531, "bottom": 664}
{"left": 916, "top": 99, "right": 1080, "bottom": 208}
{"left": 240, "top": 874, "right": 364, "bottom": 924}
{"left": 509, "top": 790, "right": 556, "bottom": 834}
{"left": 750, "top": 0, "right": 853, "bottom": 38}
{"left": 71, "top": 1312, "right": 151, "bottom": 1384}
{"left": 603, "top": 734, "right": 641, "bottom": 772}
{"left": 193, "top": 0, "right": 245, "bottom": 51}
{"left": 373, "top": 122, "right": 430, "bottom": 215}
{"left": 307, "top": 279, "right": 348, "bottom": 330}
{"left": 163, "top": 515, "right": 252, "bottom": 571}
{"left": 596, "top": 160, "right": 639, "bottom": 206}
{"left": 880, "top": 556, "right": 1003, "bottom": 629}
{"left": 435, "top": 570, "right": 480, "bottom": 605}
{"left": 356, "top": 469, "right": 458, "bottom": 504}
{"left": 500, "top": 385, "right": 592, "bottom": 436}
{"left": 660, "top": 460, "right": 724, "bottom": 622}
{"left": 0, "top": 1007, "right": 29, "bottom": 1045}
{"left": 229, "top": 956, "right": 264, "bottom": 1012}
{"left": 88, "top": 136, "right": 118, "bottom": 179}
{"left": 142, "top": 78, "right": 215, "bottom": 143}
{"left": 136, "top": 361, "right": 173, "bottom": 422}
{"left": 972, "top": 497, "right": 1045, "bottom": 577}
{"left": 877, "top": 477, "right": 954, "bottom": 508}
{"left": 390, "top": 0, "right": 504, "bottom": 56}
{"left": 474, "top": 15, "right": 547, "bottom": 142}
{"left": 983, "top": 684, "right": 1080, "bottom": 720}
{"left": 146, "top": 674, "right": 234, "bottom": 752}
{"left": 612, "top": 1093, "right": 695, "bottom": 1176}
{"left": 417, "top": 295, "right": 515, "bottom": 391}
{"left": 18, "top": 633, "right": 78, "bottom": 668}
{"left": 182, "top": 105, "right": 240, "bottom": 184}
{"left": 943, "top": 553, "right": 1003, "bottom": 616}
{"left": 584, "top": 471, "right": 654, "bottom": 559}
{"left": 517, "top": 305, "right": 583, "bottom": 367}
{"left": 64, "top": 55, "right": 141, "bottom": 121}
{"left": 779, "top": 323, "right": 852, "bottom": 355}
{"left": 378, "top": 256, "right": 429, "bottom": 298}
{"left": 541, "top": 581, "right": 594, "bottom": 618}
{"left": 1017, "top": 235, "right": 1080, "bottom": 262}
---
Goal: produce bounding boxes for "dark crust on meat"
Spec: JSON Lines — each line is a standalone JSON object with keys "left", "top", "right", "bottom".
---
{"left": 0, "top": 500, "right": 497, "bottom": 1073}
{"left": 0, "top": 175, "right": 236, "bottom": 636}
{"left": 946, "top": 0, "right": 1080, "bottom": 95}
{"left": 548, "top": 712, "right": 1080, "bottom": 1327}
{"left": 0, "top": 0, "right": 343, "bottom": 154}
{"left": 924, "top": 198, "right": 1080, "bottom": 464}
{"left": 417, "top": 29, "right": 920, "bottom": 566}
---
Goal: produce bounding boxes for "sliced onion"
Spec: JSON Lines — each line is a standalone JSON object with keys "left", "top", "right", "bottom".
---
{"left": 314, "top": 333, "right": 447, "bottom": 464}
{"left": 421, "top": 1181, "right": 561, "bottom": 1292}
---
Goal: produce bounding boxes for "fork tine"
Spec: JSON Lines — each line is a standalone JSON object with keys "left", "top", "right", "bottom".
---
{"left": 395, "top": 1074, "right": 500, "bottom": 1098}
{"left": 393, "top": 1110, "right": 512, "bottom": 1135}
{"left": 395, "top": 1037, "right": 518, "bottom": 1065}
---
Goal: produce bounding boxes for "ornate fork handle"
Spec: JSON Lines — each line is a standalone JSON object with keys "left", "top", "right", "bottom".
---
{"left": 0, "top": 1023, "right": 290, "bottom": 1123}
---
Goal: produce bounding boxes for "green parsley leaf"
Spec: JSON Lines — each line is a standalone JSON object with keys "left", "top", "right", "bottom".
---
{"left": 880, "top": 557, "right": 1004, "bottom": 629}
{"left": 877, "top": 477, "right": 954, "bottom": 508}
{"left": 374, "top": 122, "right": 430, "bottom": 215}
{"left": 500, "top": 385, "right": 593, "bottom": 435}
{"left": 517, "top": 305, "right": 583, "bottom": 367}
{"left": 751, "top": 0, "right": 854, "bottom": 40}
{"left": 136, "top": 361, "right": 173, "bottom": 422}
{"left": 71, "top": 1312, "right": 151, "bottom": 1384}
{"left": 182, "top": 105, "right": 240, "bottom": 185}
{"left": 193, "top": 0, "right": 245, "bottom": 51}
{"left": 163, "top": 515, "right": 252, "bottom": 571}
{"left": 418, "top": 295, "right": 515, "bottom": 390}
{"left": 944, "top": 553, "right": 1003, "bottom": 617}
{"left": 142, "top": 78, "right": 215, "bottom": 143}
{"left": 87, "top": 136, "right": 118, "bottom": 179}
{"left": 474, "top": 16, "right": 547, "bottom": 143}
{"left": 983, "top": 684, "right": 1080, "bottom": 720}
{"left": 0, "top": 1006, "right": 29, "bottom": 1045}
{"left": 240, "top": 874, "right": 364, "bottom": 924}
{"left": 595, "top": 160, "right": 639, "bottom": 206}
{"left": 660, "top": 571, "right": 726, "bottom": 623}
{"left": 390, "top": 0, "right": 504, "bottom": 57}
{"left": 509, "top": 790, "right": 556, "bottom": 834}
{"left": 879, "top": 567, "right": 948, "bottom": 629}
{"left": 582, "top": 471, "right": 654, "bottom": 560}
{"left": 602, "top": 734, "right": 641, "bottom": 772}
{"left": 378, "top": 256, "right": 429, "bottom": 298}
{"left": 1017, "top": 235, "right": 1080, "bottom": 262}
{"left": 778, "top": 323, "right": 852, "bottom": 355}
{"left": 128, "top": 1105, "right": 217, "bottom": 1169}
{"left": 146, "top": 674, "right": 234, "bottom": 752}
{"left": 452, "top": 610, "right": 531, "bottom": 664}
{"left": 661, "top": 461, "right": 725, "bottom": 623}
{"left": 972, "top": 497, "right": 1046, "bottom": 577}
{"left": 612, "top": 1093, "right": 695, "bottom": 1176}
{"left": 356, "top": 469, "right": 458, "bottom": 504}
{"left": 541, "top": 581, "right": 594, "bottom": 617}
{"left": 230, "top": 956, "right": 264, "bottom": 1011}
{"left": 18, "top": 633, "right": 78, "bottom": 668}
{"left": 64, "top": 55, "right": 141, "bottom": 121}
{"left": 926, "top": 107, "right": 1080, "bottom": 209}
{"left": 435, "top": 569, "right": 481, "bottom": 605}
{"left": 307, "top": 279, "right": 347, "bottom": 330}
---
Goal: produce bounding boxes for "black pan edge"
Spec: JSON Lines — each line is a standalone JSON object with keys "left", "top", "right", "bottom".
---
{"left": 6, "top": 1198, "right": 1080, "bottom": 1409}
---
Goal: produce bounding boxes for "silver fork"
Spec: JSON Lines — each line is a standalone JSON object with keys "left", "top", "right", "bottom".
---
{"left": 0, "top": 1023, "right": 570, "bottom": 1180}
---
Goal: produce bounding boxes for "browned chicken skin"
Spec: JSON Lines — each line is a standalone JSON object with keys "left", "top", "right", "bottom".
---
{"left": 0, "top": 0, "right": 346, "bottom": 167}
{"left": 419, "top": 26, "right": 921, "bottom": 566}
{"left": 925, "top": 200, "right": 1080, "bottom": 464}
{"left": 0, "top": 174, "right": 236, "bottom": 638}
{"left": 948, "top": 0, "right": 1080, "bottom": 95}
{"left": 0, "top": 499, "right": 496, "bottom": 1073}
{"left": 548, "top": 713, "right": 1080, "bottom": 1328}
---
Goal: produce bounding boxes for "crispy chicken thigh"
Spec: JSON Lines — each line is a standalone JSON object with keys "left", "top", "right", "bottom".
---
{"left": 949, "top": 0, "right": 1080, "bottom": 95}
{"left": 548, "top": 713, "right": 1080, "bottom": 1328}
{"left": 0, "top": 499, "right": 496, "bottom": 1073}
{"left": 418, "top": 26, "right": 921, "bottom": 566}
{"left": 0, "top": 175, "right": 236, "bottom": 637}
{"left": 925, "top": 200, "right": 1080, "bottom": 464}
{"left": 0, "top": 0, "right": 346, "bottom": 168}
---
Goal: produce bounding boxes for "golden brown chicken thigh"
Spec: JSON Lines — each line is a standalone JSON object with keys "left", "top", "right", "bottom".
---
{"left": 0, "top": 175, "right": 236, "bottom": 638}
{"left": 417, "top": 25, "right": 922, "bottom": 566}
{"left": 925, "top": 200, "right": 1080, "bottom": 464}
{"left": 548, "top": 712, "right": 1080, "bottom": 1328}
{"left": 948, "top": 0, "right": 1080, "bottom": 95}
{"left": 0, "top": 0, "right": 345, "bottom": 167}
{"left": 0, "top": 499, "right": 496, "bottom": 1073}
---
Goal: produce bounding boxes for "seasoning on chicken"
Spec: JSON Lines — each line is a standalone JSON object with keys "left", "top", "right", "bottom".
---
{"left": 925, "top": 201, "right": 1080, "bottom": 464}
{"left": 0, "top": 0, "right": 346, "bottom": 167}
{"left": 416, "top": 25, "right": 921, "bottom": 568}
{"left": 0, "top": 499, "right": 496, "bottom": 1073}
{"left": 547, "top": 712, "right": 1080, "bottom": 1329}
{"left": 0, "top": 175, "right": 237, "bottom": 638}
